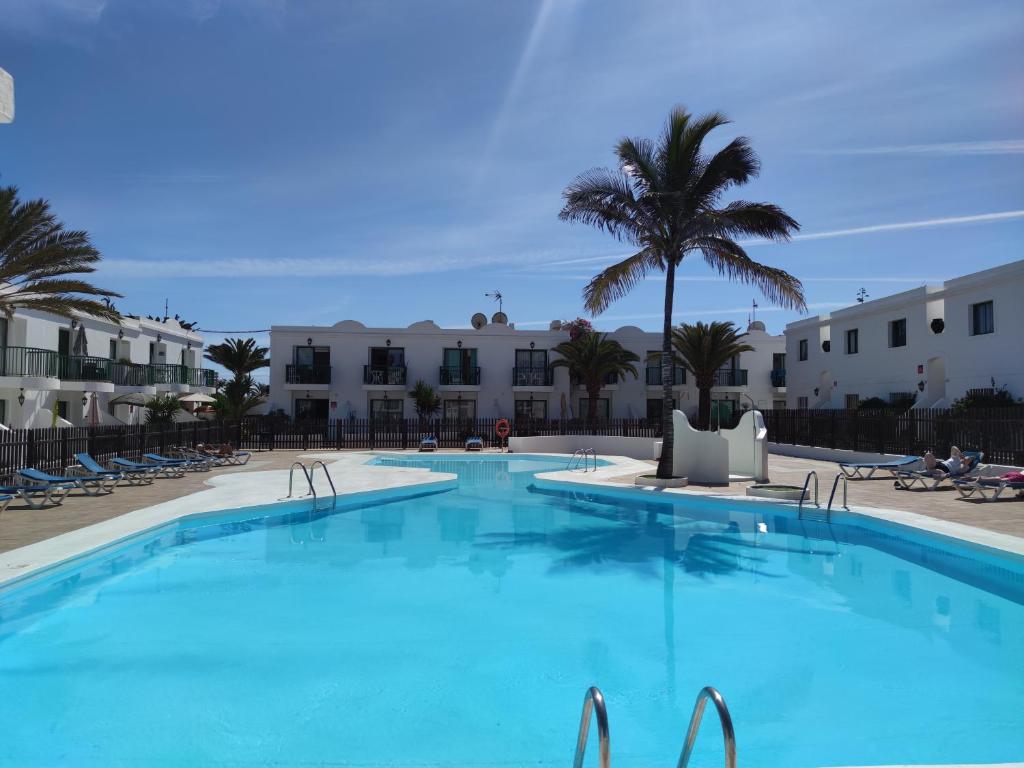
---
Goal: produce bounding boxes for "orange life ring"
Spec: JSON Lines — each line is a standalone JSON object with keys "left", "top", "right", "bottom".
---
{"left": 495, "top": 418, "right": 511, "bottom": 438}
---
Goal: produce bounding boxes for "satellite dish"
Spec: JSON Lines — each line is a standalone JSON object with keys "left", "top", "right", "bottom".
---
{"left": 491, "top": 311, "right": 508, "bottom": 325}
{"left": 471, "top": 313, "right": 488, "bottom": 329}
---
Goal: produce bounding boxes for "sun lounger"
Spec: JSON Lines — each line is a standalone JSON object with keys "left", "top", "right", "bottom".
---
{"left": 419, "top": 435, "right": 438, "bottom": 452}
{"left": 465, "top": 436, "right": 483, "bottom": 452}
{"left": 142, "top": 453, "right": 211, "bottom": 471}
{"left": 0, "top": 483, "right": 73, "bottom": 509}
{"left": 894, "top": 451, "right": 984, "bottom": 491}
{"left": 838, "top": 455, "right": 919, "bottom": 479}
{"left": 111, "top": 457, "right": 185, "bottom": 479}
{"left": 176, "top": 446, "right": 251, "bottom": 466}
{"left": 954, "top": 473, "right": 1024, "bottom": 501}
{"left": 18, "top": 467, "right": 118, "bottom": 496}
{"left": 73, "top": 453, "right": 154, "bottom": 485}
{"left": 0, "top": 494, "right": 11, "bottom": 514}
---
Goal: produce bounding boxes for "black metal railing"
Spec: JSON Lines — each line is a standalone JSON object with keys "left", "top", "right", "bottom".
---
{"left": 286, "top": 364, "right": 332, "bottom": 385}
{"left": 645, "top": 366, "right": 685, "bottom": 386}
{"left": 111, "top": 361, "right": 148, "bottom": 387}
{"left": 439, "top": 366, "right": 481, "bottom": 385}
{"left": 512, "top": 366, "right": 553, "bottom": 387}
{"left": 363, "top": 365, "right": 407, "bottom": 385}
{"left": 0, "top": 346, "right": 61, "bottom": 378}
{"left": 770, "top": 369, "right": 786, "bottom": 387}
{"left": 61, "top": 355, "right": 112, "bottom": 382}
{"left": 712, "top": 369, "right": 748, "bottom": 387}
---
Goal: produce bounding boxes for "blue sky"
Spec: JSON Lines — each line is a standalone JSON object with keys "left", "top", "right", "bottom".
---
{"left": 1, "top": 0, "right": 1022, "bottom": 382}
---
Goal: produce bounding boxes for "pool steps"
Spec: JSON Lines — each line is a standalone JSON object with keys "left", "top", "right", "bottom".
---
{"left": 573, "top": 685, "right": 736, "bottom": 768}
{"left": 284, "top": 460, "right": 338, "bottom": 510}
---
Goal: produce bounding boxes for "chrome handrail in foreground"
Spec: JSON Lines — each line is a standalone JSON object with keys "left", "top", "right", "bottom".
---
{"left": 798, "top": 470, "right": 819, "bottom": 515}
{"left": 572, "top": 686, "right": 610, "bottom": 768}
{"left": 567, "top": 448, "right": 597, "bottom": 472}
{"left": 676, "top": 686, "right": 736, "bottom": 768}
{"left": 309, "top": 460, "right": 338, "bottom": 509}
{"left": 286, "top": 461, "right": 315, "bottom": 500}
{"left": 827, "top": 472, "right": 848, "bottom": 512}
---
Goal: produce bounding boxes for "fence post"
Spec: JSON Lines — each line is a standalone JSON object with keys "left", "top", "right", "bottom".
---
{"left": 26, "top": 429, "right": 35, "bottom": 468}
{"left": 402, "top": 419, "right": 408, "bottom": 450}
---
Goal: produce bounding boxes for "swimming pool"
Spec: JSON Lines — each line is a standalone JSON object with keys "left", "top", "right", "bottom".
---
{"left": 1, "top": 454, "right": 1021, "bottom": 767}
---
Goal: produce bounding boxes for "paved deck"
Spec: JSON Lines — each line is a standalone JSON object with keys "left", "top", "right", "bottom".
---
{"left": 606, "top": 453, "right": 1024, "bottom": 538}
{"left": 0, "top": 450, "right": 1020, "bottom": 558}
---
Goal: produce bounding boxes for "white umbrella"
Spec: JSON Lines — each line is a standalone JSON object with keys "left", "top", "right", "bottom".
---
{"left": 87, "top": 392, "right": 101, "bottom": 427}
{"left": 178, "top": 393, "right": 216, "bottom": 404}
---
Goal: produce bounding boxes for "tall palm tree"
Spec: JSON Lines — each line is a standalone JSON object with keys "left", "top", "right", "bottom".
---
{"left": 672, "top": 321, "right": 754, "bottom": 430}
{"left": 203, "top": 337, "right": 269, "bottom": 377}
{"left": 0, "top": 186, "right": 120, "bottom": 319}
{"left": 550, "top": 332, "right": 639, "bottom": 421}
{"left": 560, "top": 106, "right": 805, "bottom": 478}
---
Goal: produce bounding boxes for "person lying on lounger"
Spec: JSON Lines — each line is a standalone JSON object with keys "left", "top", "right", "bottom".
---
{"left": 923, "top": 446, "right": 967, "bottom": 476}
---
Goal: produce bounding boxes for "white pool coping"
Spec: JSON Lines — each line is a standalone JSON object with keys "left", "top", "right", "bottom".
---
{"left": 0, "top": 452, "right": 456, "bottom": 589}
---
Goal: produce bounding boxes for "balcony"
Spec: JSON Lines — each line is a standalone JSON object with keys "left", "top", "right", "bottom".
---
{"left": 770, "top": 368, "right": 786, "bottom": 388}
{"left": 0, "top": 346, "right": 61, "bottom": 378}
{"left": 645, "top": 366, "right": 686, "bottom": 386}
{"left": 439, "top": 365, "right": 480, "bottom": 386}
{"left": 363, "top": 365, "right": 407, "bottom": 386}
{"left": 286, "top": 364, "right": 332, "bottom": 385}
{"left": 512, "top": 366, "right": 553, "bottom": 388}
{"left": 712, "top": 369, "right": 748, "bottom": 387}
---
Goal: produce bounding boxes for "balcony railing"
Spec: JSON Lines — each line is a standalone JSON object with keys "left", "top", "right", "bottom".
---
{"left": 363, "top": 365, "right": 407, "bottom": 385}
{"left": 712, "top": 369, "right": 748, "bottom": 387}
{"left": 0, "top": 346, "right": 61, "bottom": 378}
{"left": 61, "top": 355, "right": 113, "bottom": 382}
{"left": 112, "top": 362, "right": 149, "bottom": 387}
{"left": 770, "top": 369, "right": 786, "bottom": 387}
{"left": 513, "top": 366, "right": 553, "bottom": 387}
{"left": 188, "top": 367, "right": 217, "bottom": 388}
{"left": 645, "top": 366, "right": 686, "bottom": 386}
{"left": 286, "top": 364, "right": 332, "bottom": 385}
{"left": 439, "top": 365, "right": 481, "bottom": 385}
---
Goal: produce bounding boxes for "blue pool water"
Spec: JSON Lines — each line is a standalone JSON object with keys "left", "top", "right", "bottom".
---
{"left": 1, "top": 454, "right": 1022, "bottom": 767}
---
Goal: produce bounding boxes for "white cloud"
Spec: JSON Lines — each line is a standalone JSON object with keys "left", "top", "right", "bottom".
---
{"left": 805, "top": 139, "right": 1024, "bottom": 156}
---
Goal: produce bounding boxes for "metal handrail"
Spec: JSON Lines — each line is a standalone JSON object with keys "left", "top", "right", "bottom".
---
{"left": 676, "top": 686, "right": 736, "bottom": 768}
{"left": 798, "top": 470, "right": 818, "bottom": 515}
{"left": 308, "top": 460, "right": 337, "bottom": 509}
{"left": 572, "top": 686, "right": 610, "bottom": 768}
{"left": 567, "top": 448, "right": 597, "bottom": 472}
{"left": 827, "top": 472, "right": 848, "bottom": 511}
{"left": 286, "top": 461, "right": 316, "bottom": 501}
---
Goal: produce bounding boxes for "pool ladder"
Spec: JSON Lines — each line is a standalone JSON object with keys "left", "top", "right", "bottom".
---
{"left": 285, "top": 460, "right": 338, "bottom": 510}
{"left": 798, "top": 470, "right": 849, "bottom": 520}
{"left": 567, "top": 448, "right": 598, "bottom": 472}
{"left": 573, "top": 685, "right": 736, "bottom": 768}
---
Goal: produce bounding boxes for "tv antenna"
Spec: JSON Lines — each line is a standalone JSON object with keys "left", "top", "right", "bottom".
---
{"left": 749, "top": 299, "right": 759, "bottom": 324}
{"left": 485, "top": 290, "right": 503, "bottom": 314}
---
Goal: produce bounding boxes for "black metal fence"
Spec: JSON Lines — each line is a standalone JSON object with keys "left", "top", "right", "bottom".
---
{"left": 763, "top": 408, "right": 1024, "bottom": 466}
{"left": 238, "top": 417, "right": 664, "bottom": 451}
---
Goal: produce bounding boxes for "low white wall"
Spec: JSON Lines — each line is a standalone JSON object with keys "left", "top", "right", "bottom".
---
{"left": 672, "top": 410, "right": 730, "bottom": 483}
{"left": 508, "top": 434, "right": 660, "bottom": 461}
{"left": 721, "top": 410, "right": 769, "bottom": 481}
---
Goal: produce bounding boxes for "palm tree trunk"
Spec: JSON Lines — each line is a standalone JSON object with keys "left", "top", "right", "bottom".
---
{"left": 698, "top": 386, "right": 711, "bottom": 430}
{"left": 656, "top": 259, "right": 676, "bottom": 478}
{"left": 587, "top": 382, "right": 600, "bottom": 433}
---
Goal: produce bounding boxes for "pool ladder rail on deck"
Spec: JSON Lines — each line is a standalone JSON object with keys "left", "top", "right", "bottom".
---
{"left": 284, "top": 460, "right": 338, "bottom": 509}
{"left": 798, "top": 470, "right": 849, "bottom": 520}
{"left": 572, "top": 685, "right": 736, "bottom": 768}
{"left": 567, "top": 448, "right": 598, "bottom": 472}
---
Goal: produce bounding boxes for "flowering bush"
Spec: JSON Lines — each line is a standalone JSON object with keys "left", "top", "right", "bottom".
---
{"left": 561, "top": 317, "right": 594, "bottom": 341}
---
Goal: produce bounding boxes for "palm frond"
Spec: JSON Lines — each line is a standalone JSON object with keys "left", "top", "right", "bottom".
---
{"left": 615, "top": 136, "right": 660, "bottom": 196}
{"left": 582, "top": 249, "right": 661, "bottom": 315}
{"left": 695, "top": 201, "right": 799, "bottom": 241}
{"left": 559, "top": 168, "right": 647, "bottom": 243}
{"left": 690, "top": 137, "right": 760, "bottom": 206}
{"left": 693, "top": 236, "right": 806, "bottom": 311}
{"left": 0, "top": 296, "right": 121, "bottom": 320}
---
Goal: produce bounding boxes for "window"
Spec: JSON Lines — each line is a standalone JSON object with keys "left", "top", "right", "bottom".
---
{"left": 772, "top": 353, "right": 786, "bottom": 370}
{"left": 0, "top": 317, "right": 8, "bottom": 347}
{"left": 578, "top": 397, "right": 610, "bottom": 419}
{"left": 798, "top": 339, "right": 808, "bottom": 361}
{"left": 845, "top": 328, "right": 859, "bottom": 355}
{"left": 773, "top": 400, "right": 787, "bottom": 410}
{"left": 443, "top": 399, "right": 476, "bottom": 420}
{"left": 369, "top": 398, "right": 403, "bottom": 420}
{"left": 109, "top": 339, "right": 118, "bottom": 359}
{"left": 646, "top": 398, "right": 676, "bottom": 420}
{"left": 970, "top": 300, "right": 994, "bottom": 335}
{"left": 514, "top": 349, "right": 550, "bottom": 386}
{"left": 295, "top": 398, "right": 329, "bottom": 421}
{"left": 515, "top": 399, "right": 547, "bottom": 419}
{"left": 889, "top": 318, "right": 907, "bottom": 348}
{"left": 441, "top": 347, "right": 478, "bottom": 384}
{"left": 797, "top": 396, "right": 808, "bottom": 409}
{"left": 0, "top": 399, "right": 6, "bottom": 425}
{"left": 368, "top": 346, "right": 404, "bottom": 368}
{"left": 845, "top": 394, "right": 859, "bottom": 410}
{"left": 56, "top": 400, "right": 69, "bottom": 419}
{"left": 58, "top": 328, "right": 71, "bottom": 357}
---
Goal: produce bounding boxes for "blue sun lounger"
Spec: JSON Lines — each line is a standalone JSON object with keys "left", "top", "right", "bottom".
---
{"left": 111, "top": 457, "right": 185, "bottom": 479}
{"left": 0, "top": 483, "right": 74, "bottom": 509}
{"left": 419, "top": 435, "right": 438, "bottom": 452}
{"left": 142, "top": 453, "right": 211, "bottom": 471}
{"left": 837, "top": 456, "right": 919, "bottom": 479}
{"left": 74, "top": 453, "right": 155, "bottom": 485}
{"left": 18, "top": 467, "right": 118, "bottom": 496}
{"left": 953, "top": 475, "right": 1024, "bottom": 501}
{"left": 894, "top": 451, "right": 984, "bottom": 491}
{"left": 465, "top": 436, "right": 483, "bottom": 451}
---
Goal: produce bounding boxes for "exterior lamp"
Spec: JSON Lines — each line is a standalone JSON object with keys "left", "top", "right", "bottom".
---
{"left": 917, "top": 380, "right": 926, "bottom": 392}
{"left": 82, "top": 394, "right": 88, "bottom": 407}
{"left": 156, "top": 333, "right": 162, "bottom": 343}
{"left": 118, "top": 329, "right": 124, "bottom": 340}
{"left": 307, "top": 338, "right": 313, "bottom": 347}
{"left": 457, "top": 340, "right": 462, "bottom": 349}
{"left": 18, "top": 388, "right": 25, "bottom": 406}
{"left": 187, "top": 341, "right": 192, "bottom": 350}
{"left": 386, "top": 339, "right": 391, "bottom": 347}
{"left": 529, "top": 341, "right": 535, "bottom": 349}
{"left": 813, "top": 387, "right": 819, "bottom": 397}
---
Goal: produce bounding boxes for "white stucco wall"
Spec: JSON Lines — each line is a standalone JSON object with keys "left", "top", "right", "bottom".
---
{"left": 0, "top": 67, "right": 12, "bottom": 123}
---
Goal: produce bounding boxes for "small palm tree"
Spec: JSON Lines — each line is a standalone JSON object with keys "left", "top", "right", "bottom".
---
{"left": 212, "top": 375, "right": 265, "bottom": 420}
{"left": 550, "top": 332, "right": 639, "bottom": 421}
{"left": 0, "top": 186, "right": 120, "bottom": 319}
{"left": 203, "top": 338, "right": 269, "bottom": 377}
{"left": 409, "top": 380, "right": 441, "bottom": 424}
{"left": 560, "top": 106, "right": 805, "bottom": 478}
{"left": 144, "top": 394, "right": 181, "bottom": 425}
{"left": 672, "top": 321, "right": 754, "bottom": 430}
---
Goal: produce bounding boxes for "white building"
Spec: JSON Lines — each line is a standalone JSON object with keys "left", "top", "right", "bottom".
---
{"left": 267, "top": 315, "right": 787, "bottom": 422}
{"left": 0, "top": 309, "right": 215, "bottom": 428}
{"left": 784, "top": 260, "right": 1024, "bottom": 409}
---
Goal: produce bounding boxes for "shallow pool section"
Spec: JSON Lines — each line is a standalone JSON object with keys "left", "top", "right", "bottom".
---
{"left": 1, "top": 455, "right": 1022, "bottom": 767}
